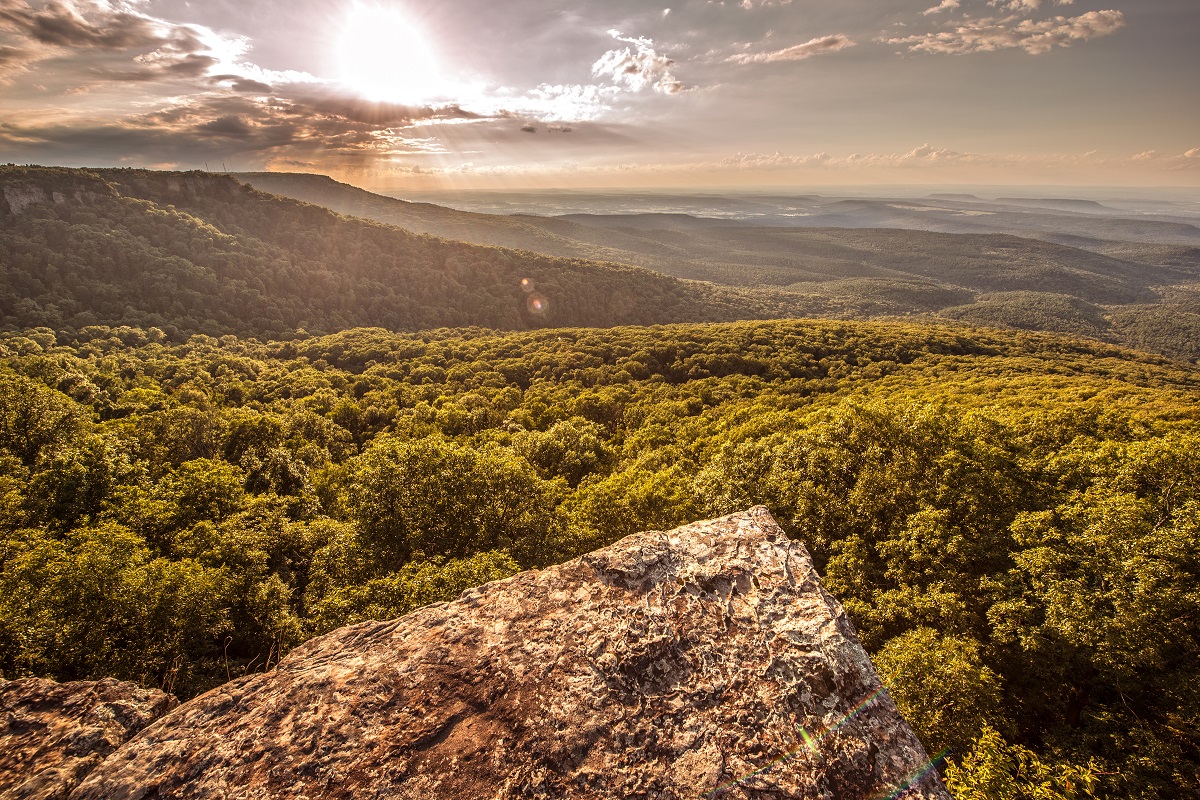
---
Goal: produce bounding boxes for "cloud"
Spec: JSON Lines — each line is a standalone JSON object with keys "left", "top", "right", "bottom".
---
{"left": 0, "top": 0, "right": 198, "bottom": 50}
{"left": 195, "top": 114, "right": 254, "bottom": 138}
{"left": 923, "top": 0, "right": 960, "bottom": 16}
{"left": 490, "top": 83, "right": 622, "bottom": 122}
{"left": 287, "top": 89, "right": 481, "bottom": 127}
{"left": 737, "top": 0, "right": 793, "bottom": 7}
{"left": 724, "top": 143, "right": 980, "bottom": 169}
{"left": 212, "top": 74, "right": 272, "bottom": 94}
{"left": 592, "top": 30, "right": 684, "bottom": 94}
{"left": 0, "top": 0, "right": 234, "bottom": 83}
{"left": 1171, "top": 148, "right": 1200, "bottom": 170}
{"left": 886, "top": 10, "right": 1125, "bottom": 55}
{"left": 580, "top": 145, "right": 1147, "bottom": 179}
{"left": 726, "top": 34, "right": 855, "bottom": 65}
{"left": 0, "top": 40, "right": 31, "bottom": 74}
{"left": 987, "top": 0, "right": 1076, "bottom": 11}
{"left": 0, "top": 83, "right": 492, "bottom": 173}
{"left": 1129, "top": 149, "right": 1200, "bottom": 170}
{"left": 0, "top": 3, "right": 689, "bottom": 178}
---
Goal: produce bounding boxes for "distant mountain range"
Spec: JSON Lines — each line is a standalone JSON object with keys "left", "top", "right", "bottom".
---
{"left": 236, "top": 172, "right": 1200, "bottom": 361}
{"left": 2, "top": 166, "right": 1199, "bottom": 360}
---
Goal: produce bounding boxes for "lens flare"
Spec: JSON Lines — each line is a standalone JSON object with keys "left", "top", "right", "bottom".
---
{"left": 880, "top": 749, "right": 951, "bottom": 800}
{"left": 706, "top": 689, "right": 892, "bottom": 797}
{"left": 526, "top": 293, "right": 547, "bottom": 314}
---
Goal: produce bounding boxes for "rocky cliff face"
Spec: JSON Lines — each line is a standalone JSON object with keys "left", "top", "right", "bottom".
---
{"left": 98, "top": 169, "right": 243, "bottom": 203}
{"left": 0, "top": 167, "right": 240, "bottom": 216}
{"left": 0, "top": 678, "right": 175, "bottom": 800}
{"left": 10, "top": 508, "right": 950, "bottom": 799}
{"left": 0, "top": 181, "right": 115, "bottom": 215}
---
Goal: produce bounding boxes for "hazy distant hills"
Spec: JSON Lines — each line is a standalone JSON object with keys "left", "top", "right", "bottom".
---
{"left": 995, "top": 197, "right": 1111, "bottom": 213}
{"left": 237, "top": 172, "right": 1200, "bottom": 361}
{"left": 237, "top": 173, "right": 1200, "bottom": 292}
{"left": 3, "top": 166, "right": 1199, "bottom": 360}
{"left": 759, "top": 198, "right": 1200, "bottom": 246}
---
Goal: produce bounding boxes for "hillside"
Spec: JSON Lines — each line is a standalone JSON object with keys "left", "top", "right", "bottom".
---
{"left": 2, "top": 318, "right": 1198, "bottom": 798}
{"left": 236, "top": 172, "right": 1200, "bottom": 361}
{"left": 238, "top": 172, "right": 1198, "bottom": 294}
{"left": 5, "top": 166, "right": 1199, "bottom": 359}
{"left": 0, "top": 166, "right": 830, "bottom": 340}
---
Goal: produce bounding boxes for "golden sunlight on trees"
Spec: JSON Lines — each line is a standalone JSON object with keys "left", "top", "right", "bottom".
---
{"left": 1, "top": 319, "right": 1198, "bottom": 797}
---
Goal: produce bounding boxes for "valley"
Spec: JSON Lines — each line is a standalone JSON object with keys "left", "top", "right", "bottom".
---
{"left": 238, "top": 172, "right": 1200, "bottom": 361}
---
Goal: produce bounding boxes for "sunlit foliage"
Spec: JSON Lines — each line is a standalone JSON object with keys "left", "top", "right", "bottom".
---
{"left": 0, "top": 318, "right": 1197, "bottom": 798}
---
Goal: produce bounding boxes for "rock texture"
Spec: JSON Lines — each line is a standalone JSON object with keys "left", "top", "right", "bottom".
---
{"left": 0, "top": 183, "right": 113, "bottom": 215}
{"left": 0, "top": 678, "right": 176, "bottom": 800}
{"left": 72, "top": 507, "right": 950, "bottom": 799}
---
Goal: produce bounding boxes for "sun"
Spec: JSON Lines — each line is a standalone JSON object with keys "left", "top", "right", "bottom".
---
{"left": 336, "top": 4, "right": 444, "bottom": 104}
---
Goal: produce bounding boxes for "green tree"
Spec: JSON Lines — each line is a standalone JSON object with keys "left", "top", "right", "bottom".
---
{"left": 512, "top": 417, "right": 613, "bottom": 487}
{"left": 0, "top": 371, "right": 83, "bottom": 467}
{"left": 945, "top": 726, "right": 1099, "bottom": 800}
{"left": 874, "top": 627, "right": 1008, "bottom": 758}
{"left": 0, "top": 524, "right": 230, "bottom": 694}
{"left": 306, "top": 549, "right": 520, "bottom": 634}
{"left": 347, "top": 436, "right": 559, "bottom": 567}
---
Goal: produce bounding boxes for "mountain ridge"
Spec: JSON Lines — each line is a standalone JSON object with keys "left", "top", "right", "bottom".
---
{"left": 5, "top": 165, "right": 1200, "bottom": 361}
{"left": 0, "top": 166, "right": 830, "bottom": 340}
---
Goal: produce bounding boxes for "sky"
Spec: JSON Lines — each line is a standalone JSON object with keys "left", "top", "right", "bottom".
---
{"left": 0, "top": 0, "right": 1197, "bottom": 190}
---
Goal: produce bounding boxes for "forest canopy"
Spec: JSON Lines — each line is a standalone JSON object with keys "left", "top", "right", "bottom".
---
{"left": 1, "top": 318, "right": 1198, "bottom": 799}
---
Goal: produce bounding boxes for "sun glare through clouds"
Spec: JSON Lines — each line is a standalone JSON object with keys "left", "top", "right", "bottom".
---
{"left": 336, "top": 4, "right": 444, "bottom": 104}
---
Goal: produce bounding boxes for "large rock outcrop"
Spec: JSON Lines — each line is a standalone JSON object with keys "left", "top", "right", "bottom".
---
{"left": 0, "top": 678, "right": 175, "bottom": 800}
{"left": 70, "top": 507, "right": 948, "bottom": 799}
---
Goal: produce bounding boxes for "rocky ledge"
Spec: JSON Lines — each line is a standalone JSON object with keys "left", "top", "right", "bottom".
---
{"left": 0, "top": 677, "right": 175, "bottom": 800}
{"left": 14, "top": 508, "right": 949, "bottom": 799}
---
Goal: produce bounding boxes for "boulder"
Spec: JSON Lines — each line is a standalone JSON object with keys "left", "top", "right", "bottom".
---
{"left": 72, "top": 507, "right": 950, "bottom": 799}
{"left": 0, "top": 677, "right": 175, "bottom": 800}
